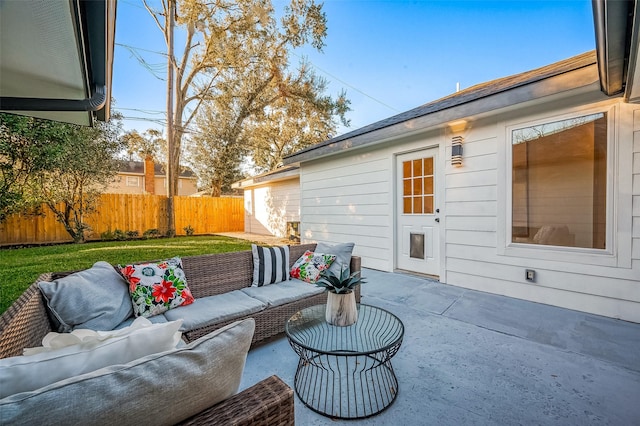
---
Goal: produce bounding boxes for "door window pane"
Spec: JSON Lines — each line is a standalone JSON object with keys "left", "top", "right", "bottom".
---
{"left": 413, "top": 178, "right": 423, "bottom": 196}
{"left": 402, "top": 157, "right": 434, "bottom": 214}
{"left": 413, "top": 159, "right": 422, "bottom": 176}
{"left": 511, "top": 113, "right": 607, "bottom": 249}
{"left": 403, "top": 180, "right": 411, "bottom": 196}
{"left": 403, "top": 198, "right": 412, "bottom": 214}
{"left": 424, "top": 177, "right": 434, "bottom": 195}
{"left": 403, "top": 161, "right": 411, "bottom": 178}
{"left": 424, "top": 196, "right": 434, "bottom": 213}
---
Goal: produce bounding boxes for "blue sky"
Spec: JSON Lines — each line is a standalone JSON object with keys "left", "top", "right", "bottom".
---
{"left": 113, "top": 0, "right": 595, "bottom": 137}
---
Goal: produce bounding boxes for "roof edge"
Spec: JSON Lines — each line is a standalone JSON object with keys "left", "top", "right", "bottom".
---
{"left": 284, "top": 51, "right": 598, "bottom": 165}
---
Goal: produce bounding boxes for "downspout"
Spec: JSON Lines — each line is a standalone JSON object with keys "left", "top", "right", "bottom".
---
{"left": 592, "top": 0, "right": 610, "bottom": 93}
{"left": 592, "top": 0, "right": 634, "bottom": 96}
{"left": 0, "top": 85, "right": 107, "bottom": 112}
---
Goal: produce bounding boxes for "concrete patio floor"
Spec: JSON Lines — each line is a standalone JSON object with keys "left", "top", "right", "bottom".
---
{"left": 239, "top": 268, "right": 640, "bottom": 425}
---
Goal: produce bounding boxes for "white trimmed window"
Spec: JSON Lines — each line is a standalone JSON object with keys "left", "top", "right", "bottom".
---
{"left": 126, "top": 176, "right": 140, "bottom": 187}
{"left": 509, "top": 110, "right": 610, "bottom": 251}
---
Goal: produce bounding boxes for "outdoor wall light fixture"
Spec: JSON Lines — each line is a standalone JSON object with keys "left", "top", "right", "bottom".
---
{"left": 451, "top": 135, "right": 463, "bottom": 166}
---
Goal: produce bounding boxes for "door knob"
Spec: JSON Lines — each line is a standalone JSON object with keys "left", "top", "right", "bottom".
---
{"left": 436, "top": 208, "right": 440, "bottom": 213}
{"left": 435, "top": 218, "right": 440, "bottom": 223}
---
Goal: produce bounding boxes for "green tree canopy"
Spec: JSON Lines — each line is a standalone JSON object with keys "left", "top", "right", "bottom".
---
{"left": 122, "top": 128, "right": 165, "bottom": 162}
{"left": 186, "top": 0, "right": 350, "bottom": 195}
{"left": 0, "top": 113, "right": 74, "bottom": 221}
{"left": 0, "top": 112, "right": 124, "bottom": 242}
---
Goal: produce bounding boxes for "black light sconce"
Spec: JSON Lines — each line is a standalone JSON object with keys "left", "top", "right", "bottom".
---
{"left": 451, "top": 135, "right": 463, "bottom": 166}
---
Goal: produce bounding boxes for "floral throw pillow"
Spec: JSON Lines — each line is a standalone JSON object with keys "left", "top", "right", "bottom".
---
{"left": 290, "top": 250, "right": 336, "bottom": 284}
{"left": 119, "top": 257, "right": 194, "bottom": 318}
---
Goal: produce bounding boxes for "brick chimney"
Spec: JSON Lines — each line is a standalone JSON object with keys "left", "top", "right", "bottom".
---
{"left": 144, "top": 156, "right": 155, "bottom": 194}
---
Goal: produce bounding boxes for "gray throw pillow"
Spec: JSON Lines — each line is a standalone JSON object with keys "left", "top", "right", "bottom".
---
{"left": 0, "top": 318, "right": 256, "bottom": 426}
{"left": 38, "top": 261, "right": 133, "bottom": 332}
{"left": 314, "top": 242, "right": 355, "bottom": 276}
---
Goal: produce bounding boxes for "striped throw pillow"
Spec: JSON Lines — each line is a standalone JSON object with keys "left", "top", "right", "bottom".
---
{"left": 251, "top": 244, "right": 290, "bottom": 287}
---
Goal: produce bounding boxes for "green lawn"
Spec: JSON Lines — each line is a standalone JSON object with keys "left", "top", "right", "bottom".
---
{"left": 0, "top": 236, "right": 255, "bottom": 315}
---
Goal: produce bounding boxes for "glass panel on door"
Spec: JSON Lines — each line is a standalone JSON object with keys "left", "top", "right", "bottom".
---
{"left": 402, "top": 157, "right": 434, "bottom": 214}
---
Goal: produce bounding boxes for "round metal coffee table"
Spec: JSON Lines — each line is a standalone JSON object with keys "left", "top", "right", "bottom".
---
{"left": 285, "top": 304, "right": 404, "bottom": 419}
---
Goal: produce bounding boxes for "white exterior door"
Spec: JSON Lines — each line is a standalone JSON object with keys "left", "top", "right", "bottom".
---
{"left": 396, "top": 148, "right": 440, "bottom": 276}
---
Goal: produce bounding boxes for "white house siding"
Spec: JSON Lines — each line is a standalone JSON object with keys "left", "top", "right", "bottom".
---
{"left": 633, "top": 110, "right": 640, "bottom": 273}
{"left": 447, "top": 95, "right": 639, "bottom": 323}
{"left": 244, "top": 179, "right": 300, "bottom": 238}
{"left": 300, "top": 132, "right": 442, "bottom": 272}
{"left": 300, "top": 91, "right": 640, "bottom": 323}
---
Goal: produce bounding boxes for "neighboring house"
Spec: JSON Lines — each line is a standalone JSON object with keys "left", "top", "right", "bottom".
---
{"left": 233, "top": 166, "right": 301, "bottom": 240}
{"left": 279, "top": 3, "right": 640, "bottom": 323}
{"left": 108, "top": 158, "right": 198, "bottom": 196}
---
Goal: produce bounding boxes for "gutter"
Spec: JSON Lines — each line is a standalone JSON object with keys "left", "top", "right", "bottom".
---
{"left": 0, "top": 85, "right": 107, "bottom": 112}
{"left": 592, "top": 0, "right": 634, "bottom": 96}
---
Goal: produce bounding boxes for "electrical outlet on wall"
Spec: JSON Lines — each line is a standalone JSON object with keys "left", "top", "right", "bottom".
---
{"left": 525, "top": 269, "right": 536, "bottom": 282}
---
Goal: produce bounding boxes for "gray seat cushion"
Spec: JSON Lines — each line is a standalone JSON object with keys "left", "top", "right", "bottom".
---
{"left": 0, "top": 318, "right": 255, "bottom": 426}
{"left": 164, "top": 290, "right": 266, "bottom": 331}
{"left": 241, "top": 279, "right": 324, "bottom": 307}
{"left": 114, "top": 314, "right": 169, "bottom": 330}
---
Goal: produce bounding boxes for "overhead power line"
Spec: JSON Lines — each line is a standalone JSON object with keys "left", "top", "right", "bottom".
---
{"left": 290, "top": 51, "right": 401, "bottom": 113}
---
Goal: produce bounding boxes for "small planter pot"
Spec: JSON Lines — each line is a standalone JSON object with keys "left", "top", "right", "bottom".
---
{"left": 325, "top": 291, "right": 357, "bottom": 326}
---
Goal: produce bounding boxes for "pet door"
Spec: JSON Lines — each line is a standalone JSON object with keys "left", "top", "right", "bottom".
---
{"left": 410, "top": 233, "right": 425, "bottom": 259}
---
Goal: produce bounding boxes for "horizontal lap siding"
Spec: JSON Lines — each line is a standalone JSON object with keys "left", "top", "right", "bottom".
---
{"left": 246, "top": 180, "right": 299, "bottom": 237}
{"left": 297, "top": 94, "right": 638, "bottom": 321}
{"left": 446, "top": 270, "right": 640, "bottom": 323}
{"left": 444, "top": 125, "right": 498, "bottom": 256}
{"left": 301, "top": 152, "right": 393, "bottom": 271}
{"left": 633, "top": 113, "right": 640, "bottom": 269}
{"left": 443, "top": 101, "right": 640, "bottom": 322}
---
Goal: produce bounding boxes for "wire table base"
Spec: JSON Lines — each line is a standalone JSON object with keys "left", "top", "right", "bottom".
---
{"left": 286, "top": 304, "right": 404, "bottom": 419}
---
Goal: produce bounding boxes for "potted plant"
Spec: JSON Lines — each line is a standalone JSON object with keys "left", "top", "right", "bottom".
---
{"left": 315, "top": 267, "right": 364, "bottom": 326}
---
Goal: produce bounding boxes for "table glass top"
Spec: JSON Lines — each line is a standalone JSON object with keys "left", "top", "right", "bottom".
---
{"left": 285, "top": 304, "right": 404, "bottom": 355}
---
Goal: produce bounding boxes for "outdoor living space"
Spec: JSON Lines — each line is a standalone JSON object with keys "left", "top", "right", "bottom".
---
{"left": 242, "top": 268, "right": 640, "bottom": 425}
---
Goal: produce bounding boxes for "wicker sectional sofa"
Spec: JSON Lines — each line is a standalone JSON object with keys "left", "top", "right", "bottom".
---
{"left": 0, "top": 242, "right": 361, "bottom": 425}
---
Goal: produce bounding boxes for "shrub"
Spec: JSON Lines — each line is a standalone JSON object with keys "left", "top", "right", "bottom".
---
{"left": 101, "top": 229, "right": 138, "bottom": 241}
{"left": 112, "top": 229, "right": 128, "bottom": 241}
{"left": 183, "top": 225, "right": 195, "bottom": 236}
{"left": 100, "top": 229, "right": 115, "bottom": 241}
{"left": 143, "top": 228, "right": 161, "bottom": 239}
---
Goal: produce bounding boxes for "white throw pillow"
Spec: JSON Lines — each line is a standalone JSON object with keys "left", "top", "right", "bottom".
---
{"left": 0, "top": 317, "right": 183, "bottom": 399}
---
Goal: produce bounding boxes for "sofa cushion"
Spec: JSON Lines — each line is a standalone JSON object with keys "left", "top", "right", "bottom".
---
{"left": 38, "top": 261, "right": 133, "bottom": 332}
{"left": 0, "top": 317, "right": 182, "bottom": 399}
{"left": 0, "top": 318, "right": 255, "bottom": 426}
{"left": 164, "top": 290, "right": 266, "bottom": 332}
{"left": 290, "top": 250, "right": 336, "bottom": 283}
{"left": 251, "top": 244, "right": 289, "bottom": 287}
{"left": 241, "top": 279, "right": 324, "bottom": 307}
{"left": 315, "top": 242, "right": 355, "bottom": 276}
{"left": 119, "top": 257, "right": 195, "bottom": 318}
{"left": 113, "top": 313, "right": 168, "bottom": 330}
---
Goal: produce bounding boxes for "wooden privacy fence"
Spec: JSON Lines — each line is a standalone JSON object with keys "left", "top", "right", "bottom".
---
{"left": 0, "top": 194, "right": 244, "bottom": 246}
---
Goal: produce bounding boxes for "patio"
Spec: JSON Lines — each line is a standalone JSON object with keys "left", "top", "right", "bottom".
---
{"left": 240, "top": 268, "right": 640, "bottom": 425}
